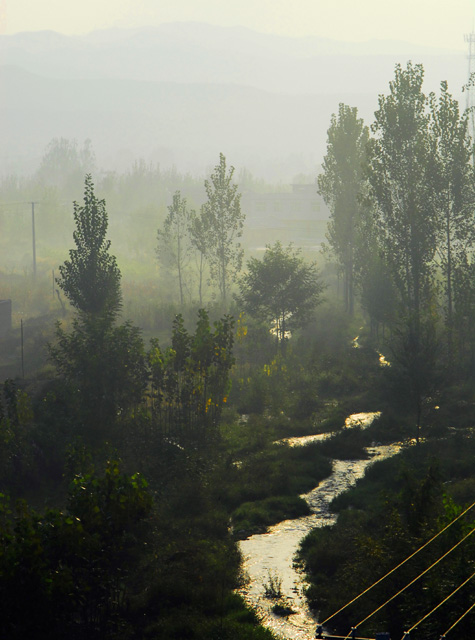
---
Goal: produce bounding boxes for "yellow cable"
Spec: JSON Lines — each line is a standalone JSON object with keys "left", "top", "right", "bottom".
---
{"left": 354, "top": 526, "right": 475, "bottom": 631}
{"left": 407, "top": 568, "right": 475, "bottom": 634}
{"left": 321, "top": 500, "right": 475, "bottom": 626}
{"left": 443, "top": 600, "right": 475, "bottom": 636}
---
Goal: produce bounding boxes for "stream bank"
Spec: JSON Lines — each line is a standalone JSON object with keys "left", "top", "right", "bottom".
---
{"left": 238, "top": 414, "right": 402, "bottom": 640}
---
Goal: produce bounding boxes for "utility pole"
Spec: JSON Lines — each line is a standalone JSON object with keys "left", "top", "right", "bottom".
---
{"left": 0, "top": 200, "right": 41, "bottom": 277}
{"left": 21, "top": 318, "right": 25, "bottom": 378}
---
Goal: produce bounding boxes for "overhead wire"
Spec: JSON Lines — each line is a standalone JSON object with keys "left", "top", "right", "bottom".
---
{"left": 405, "top": 567, "right": 475, "bottom": 635}
{"left": 320, "top": 500, "right": 475, "bottom": 626}
{"left": 442, "top": 600, "right": 475, "bottom": 636}
{"left": 344, "top": 525, "right": 475, "bottom": 639}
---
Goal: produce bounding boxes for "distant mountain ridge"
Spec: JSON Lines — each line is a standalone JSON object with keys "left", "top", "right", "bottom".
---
{"left": 2, "top": 22, "right": 463, "bottom": 57}
{"left": 0, "top": 22, "right": 467, "bottom": 179}
{"left": 0, "top": 22, "right": 464, "bottom": 92}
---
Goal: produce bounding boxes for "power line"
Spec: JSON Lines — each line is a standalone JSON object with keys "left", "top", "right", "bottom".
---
{"left": 442, "top": 599, "right": 475, "bottom": 637}
{"left": 0, "top": 201, "right": 41, "bottom": 206}
{"left": 405, "top": 567, "right": 475, "bottom": 635}
{"left": 346, "top": 526, "right": 475, "bottom": 638}
{"left": 320, "top": 500, "right": 475, "bottom": 627}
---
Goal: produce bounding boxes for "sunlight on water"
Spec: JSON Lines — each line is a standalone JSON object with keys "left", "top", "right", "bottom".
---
{"left": 344, "top": 411, "right": 381, "bottom": 429}
{"left": 379, "top": 352, "right": 390, "bottom": 367}
{"left": 238, "top": 414, "right": 401, "bottom": 640}
{"left": 278, "top": 432, "right": 332, "bottom": 447}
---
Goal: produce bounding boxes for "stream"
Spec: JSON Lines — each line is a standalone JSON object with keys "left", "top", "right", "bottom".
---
{"left": 238, "top": 413, "right": 402, "bottom": 640}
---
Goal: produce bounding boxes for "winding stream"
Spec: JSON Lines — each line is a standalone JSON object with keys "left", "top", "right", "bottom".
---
{"left": 238, "top": 414, "right": 402, "bottom": 639}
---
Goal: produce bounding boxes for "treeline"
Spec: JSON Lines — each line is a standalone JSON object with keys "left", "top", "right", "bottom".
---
{"left": 156, "top": 153, "right": 245, "bottom": 305}
{"left": 319, "top": 61, "right": 475, "bottom": 438}
{"left": 0, "top": 165, "right": 340, "bottom": 639}
{"left": 0, "top": 139, "right": 275, "bottom": 287}
{"left": 298, "top": 433, "right": 475, "bottom": 639}
{"left": 296, "top": 61, "right": 475, "bottom": 640}
{"left": 0, "top": 174, "right": 275, "bottom": 640}
{"left": 4, "top": 57, "right": 475, "bottom": 640}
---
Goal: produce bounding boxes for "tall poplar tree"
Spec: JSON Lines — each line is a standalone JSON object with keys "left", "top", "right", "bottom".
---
{"left": 189, "top": 207, "right": 211, "bottom": 306}
{"left": 156, "top": 191, "right": 194, "bottom": 306}
{"left": 56, "top": 174, "right": 121, "bottom": 320}
{"left": 429, "top": 81, "right": 475, "bottom": 355}
{"left": 318, "top": 103, "right": 369, "bottom": 315}
{"left": 51, "top": 176, "right": 147, "bottom": 439}
{"left": 368, "top": 62, "right": 437, "bottom": 332}
{"left": 201, "top": 153, "right": 245, "bottom": 302}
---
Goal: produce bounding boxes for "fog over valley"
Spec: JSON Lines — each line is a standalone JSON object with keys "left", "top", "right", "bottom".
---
{"left": 4, "top": 7, "right": 475, "bottom": 640}
{"left": 0, "top": 22, "right": 467, "bottom": 178}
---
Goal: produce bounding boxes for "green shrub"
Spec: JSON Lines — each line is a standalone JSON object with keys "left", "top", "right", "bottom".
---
{"left": 232, "top": 495, "right": 310, "bottom": 534}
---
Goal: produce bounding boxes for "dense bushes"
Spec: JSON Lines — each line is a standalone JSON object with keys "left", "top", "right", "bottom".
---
{"left": 298, "top": 435, "right": 475, "bottom": 639}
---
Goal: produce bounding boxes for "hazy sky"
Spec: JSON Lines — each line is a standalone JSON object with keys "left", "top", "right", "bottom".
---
{"left": 2, "top": 0, "right": 475, "bottom": 50}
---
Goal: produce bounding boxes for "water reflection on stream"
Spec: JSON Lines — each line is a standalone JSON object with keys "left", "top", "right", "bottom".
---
{"left": 238, "top": 414, "right": 401, "bottom": 640}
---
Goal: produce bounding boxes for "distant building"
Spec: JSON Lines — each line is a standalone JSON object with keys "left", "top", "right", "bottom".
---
{"left": 0, "top": 300, "right": 12, "bottom": 338}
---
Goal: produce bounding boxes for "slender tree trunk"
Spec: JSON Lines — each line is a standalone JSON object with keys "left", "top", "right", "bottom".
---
{"left": 344, "top": 268, "right": 349, "bottom": 312}
{"left": 218, "top": 233, "right": 226, "bottom": 302}
{"left": 198, "top": 252, "right": 203, "bottom": 306}
{"left": 177, "top": 232, "right": 183, "bottom": 306}
{"left": 416, "top": 399, "right": 422, "bottom": 445}
{"left": 446, "top": 205, "right": 453, "bottom": 359}
{"left": 280, "top": 312, "right": 286, "bottom": 354}
{"left": 348, "top": 249, "right": 354, "bottom": 316}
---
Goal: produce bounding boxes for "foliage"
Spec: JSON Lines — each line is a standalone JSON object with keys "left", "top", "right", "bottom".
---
{"left": 358, "top": 253, "right": 397, "bottom": 336}
{"left": 232, "top": 495, "right": 310, "bottom": 535}
{"left": 368, "top": 62, "right": 436, "bottom": 330}
{"left": 383, "top": 317, "right": 440, "bottom": 443}
{"left": 0, "top": 461, "right": 152, "bottom": 640}
{"left": 201, "top": 153, "right": 245, "bottom": 301}
{"left": 263, "top": 571, "right": 283, "bottom": 599}
{"left": 156, "top": 190, "right": 195, "bottom": 305}
{"left": 429, "top": 81, "right": 475, "bottom": 356}
{"left": 189, "top": 204, "right": 212, "bottom": 305}
{"left": 452, "top": 255, "right": 475, "bottom": 375}
{"left": 56, "top": 174, "right": 122, "bottom": 320}
{"left": 319, "top": 103, "right": 370, "bottom": 315}
{"left": 51, "top": 175, "right": 148, "bottom": 440}
{"left": 36, "top": 137, "right": 96, "bottom": 192}
{"left": 0, "top": 380, "right": 35, "bottom": 492}
{"left": 217, "top": 440, "right": 332, "bottom": 514}
{"left": 237, "top": 242, "right": 325, "bottom": 346}
{"left": 50, "top": 318, "right": 148, "bottom": 438}
{"left": 315, "top": 427, "right": 369, "bottom": 461}
{"left": 148, "top": 309, "right": 235, "bottom": 449}
{"left": 298, "top": 437, "right": 475, "bottom": 639}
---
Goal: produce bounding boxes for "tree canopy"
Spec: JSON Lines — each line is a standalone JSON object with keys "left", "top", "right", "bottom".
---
{"left": 156, "top": 190, "right": 195, "bottom": 306}
{"left": 368, "top": 62, "right": 436, "bottom": 329}
{"left": 201, "top": 153, "right": 245, "bottom": 301}
{"left": 318, "top": 103, "right": 369, "bottom": 315}
{"left": 51, "top": 175, "right": 146, "bottom": 439}
{"left": 237, "top": 242, "right": 325, "bottom": 344}
{"left": 56, "top": 174, "right": 122, "bottom": 320}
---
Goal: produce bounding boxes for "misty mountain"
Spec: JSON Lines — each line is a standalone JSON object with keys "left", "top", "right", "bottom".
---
{"left": 0, "top": 22, "right": 468, "bottom": 179}
{"left": 1, "top": 22, "right": 465, "bottom": 93}
{"left": 0, "top": 65, "right": 368, "bottom": 178}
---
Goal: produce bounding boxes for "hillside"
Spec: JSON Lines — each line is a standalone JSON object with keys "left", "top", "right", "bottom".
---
{"left": 0, "top": 22, "right": 466, "bottom": 179}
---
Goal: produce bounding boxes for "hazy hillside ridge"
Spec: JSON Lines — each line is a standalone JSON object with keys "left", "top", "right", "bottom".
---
{"left": 0, "top": 22, "right": 467, "bottom": 179}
